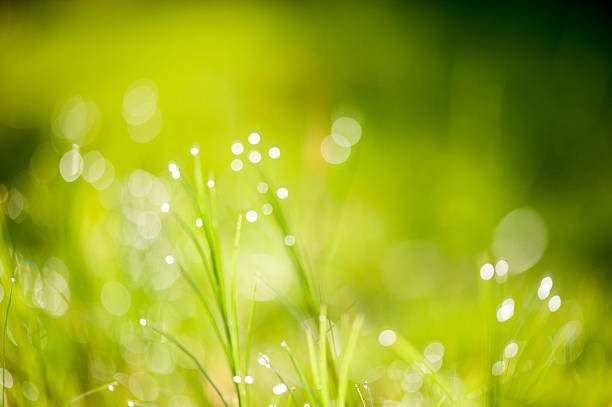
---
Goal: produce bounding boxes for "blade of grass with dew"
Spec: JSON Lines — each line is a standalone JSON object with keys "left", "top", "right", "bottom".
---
{"left": 60, "top": 381, "right": 118, "bottom": 407}
{"left": 229, "top": 214, "right": 246, "bottom": 406}
{"left": 244, "top": 279, "right": 258, "bottom": 406}
{"left": 337, "top": 315, "right": 364, "bottom": 406}
{"left": 271, "top": 367, "right": 299, "bottom": 407}
{"left": 354, "top": 384, "right": 367, "bottom": 407}
{"left": 282, "top": 341, "right": 319, "bottom": 406}
{"left": 257, "top": 170, "right": 318, "bottom": 315}
{"left": 365, "top": 382, "right": 374, "bottom": 407}
{"left": 175, "top": 259, "right": 230, "bottom": 360}
{"left": 148, "top": 324, "right": 228, "bottom": 407}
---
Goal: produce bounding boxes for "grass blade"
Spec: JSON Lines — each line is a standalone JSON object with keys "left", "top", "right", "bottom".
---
{"left": 61, "top": 381, "right": 118, "bottom": 407}
{"left": 337, "top": 315, "right": 364, "bottom": 406}
{"left": 148, "top": 324, "right": 228, "bottom": 407}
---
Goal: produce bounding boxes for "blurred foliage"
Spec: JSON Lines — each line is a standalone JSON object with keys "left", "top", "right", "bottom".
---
{"left": 0, "top": 1, "right": 611, "bottom": 406}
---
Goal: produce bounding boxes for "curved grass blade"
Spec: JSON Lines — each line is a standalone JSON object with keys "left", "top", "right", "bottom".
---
{"left": 337, "top": 315, "right": 364, "bottom": 406}
{"left": 61, "top": 381, "right": 118, "bottom": 407}
{"left": 148, "top": 324, "right": 228, "bottom": 407}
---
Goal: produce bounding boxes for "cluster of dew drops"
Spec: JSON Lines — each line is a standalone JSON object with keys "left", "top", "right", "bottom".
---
{"left": 375, "top": 260, "right": 565, "bottom": 383}
{"left": 478, "top": 259, "right": 563, "bottom": 377}
{"left": 158, "top": 132, "right": 295, "bottom": 247}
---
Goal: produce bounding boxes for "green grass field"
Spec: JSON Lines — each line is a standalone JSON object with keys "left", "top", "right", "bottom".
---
{"left": 1, "top": 1, "right": 611, "bottom": 406}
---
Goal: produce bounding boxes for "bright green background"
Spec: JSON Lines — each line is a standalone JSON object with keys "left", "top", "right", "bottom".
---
{"left": 0, "top": 1, "right": 611, "bottom": 406}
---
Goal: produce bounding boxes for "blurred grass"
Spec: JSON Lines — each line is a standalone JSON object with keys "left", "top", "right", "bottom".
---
{"left": 1, "top": 1, "right": 612, "bottom": 406}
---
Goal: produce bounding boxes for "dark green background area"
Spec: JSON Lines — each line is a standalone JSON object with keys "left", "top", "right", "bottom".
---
{"left": 2, "top": 0, "right": 610, "bottom": 278}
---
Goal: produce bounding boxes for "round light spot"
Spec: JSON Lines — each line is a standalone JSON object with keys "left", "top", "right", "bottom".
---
{"left": 284, "top": 235, "right": 295, "bottom": 246}
{"left": 59, "top": 148, "right": 83, "bottom": 182}
{"left": 168, "top": 162, "right": 178, "bottom": 172}
{"left": 538, "top": 285, "right": 551, "bottom": 300}
{"left": 493, "top": 208, "right": 547, "bottom": 273}
{"left": 246, "top": 210, "right": 258, "bottom": 223}
{"left": 165, "top": 255, "right": 175, "bottom": 265}
{"left": 257, "top": 182, "right": 269, "bottom": 194}
{"left": 92, "top": 160, "right": 115, "bottom": 191}
{"left": 231, "top": 159, "right": 243, "bottom": 172}
{"left": 548, "top": 295, "right": 561, "bottom": 312}
{"left": 495, "top": 259, "right": 509, "bottom": 277}
{"left": 480, "top": 263, "right": 494, "bottom": 280}
{"left": 272, "top": 383, "right": 288, "bottom": 395}
{"left": 257, "top": 354, "right": 271, "bottom": 368}
{"left": 262, "top": 203, "right": 273, "bottom": 215}
{"left": 321, "top": 135, "right": 351, "bottom": 164}
{"left": 82, "top": 151, "right": 106, "bottom": 183}
{"left": 331, "top": 117, "right": 362, "bottom": 146}
{"left": 161, "top": 203, "right": 170, "bottom": 213}
{"left": 146, "top": 342, "right": 174, "bottom": 374}
{"left": 195, "top": 218, "right": 203, "bottom": 228}
{"left": 541, "top": 276, "right": 553, "bottom": 290}
{"left": 538, "top": 276, "right": 554, "bottom": 300}
{"left": 22, "top": 381, "right": 39, "bottom": 401}
{"left": 139, "top": 318, "right": 147, "bottom": 326}
{"left": 248, "top": 151, "right": 261, "bottom": 163}
{"left": 504, "top": 341, "right": 519, "bottom": 359}
{"left": 378, "top": 329, "right": 397, "bottom": 347}
{"left": 0, "top": 368, "right": 13, "bottom": 388}
{"left": 496, "top": 298, "right": 515, "bottom": 322}
{"left": 6, "top": 189, "right": 24, "bottom": 220}
{"left": 207, "top": 179, "right": 215, "bottom": 188}
{"left": 101, "top": 281, "right": 131, "bottom": 316}
{"left": 129, "top": 372, "right": 159, "bottom": 402}
{"left": 244, "top": 376, "right": 254, "bottom": 384}
{"left": 231, "top": 142, "right": 244, "bottom": 155}
{"left": 277, "top": 187, "right": 288, "bottom": 199}
{"left": 108, "top": 384, "right": 115, "bottom": 392}
{"left": 491, "top": 361, "right": 505, "bottom": 376}
{"left": 122, "top": 79, "right": 158, "bottom": 126}
{"left": 127, "top": 108, "right": 162, "bottom": 143}
{"left": 53, "top": 96, "right": 100, "bottom": 143}
{"left": 190, "top": 146, "right": 199, "bottom": 156}
{"left": 424, "top": 342, "right": 445, "bottom": 363}
{"left": 233, "top": 376, "right": 242, "bottom": 383}
{"left": 248, "top": 132, "right": 261, "bottom": 145}
{"left": 268, "top": 147, "right": 280, "bottom": 159}
{"left": 128, "top": 170, "right": 153, "bottom": 198}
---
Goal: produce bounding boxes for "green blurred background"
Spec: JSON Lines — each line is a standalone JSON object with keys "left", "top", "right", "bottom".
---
{"left": 0, "top": 1, "right": 611, "bottom": 406}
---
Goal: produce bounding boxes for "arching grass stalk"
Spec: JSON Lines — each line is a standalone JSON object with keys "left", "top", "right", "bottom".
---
{"left": 147, "top": 324, "right": 228, "bottom": 407}
{"left": 281, "top": 341, "right": 318, "bottom": 406}
{"left": 60, "top": 381, "right": 118, "bottom": 407}
{"left": 174, "top": 259, "right": 230, "bottom": 360}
